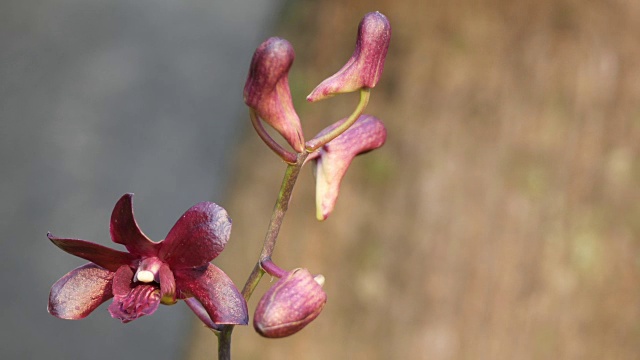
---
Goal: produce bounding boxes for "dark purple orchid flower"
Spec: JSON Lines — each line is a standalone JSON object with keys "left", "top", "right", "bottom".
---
{"left": 308, "top": 114, "right": 387, "bottom": 220}
{"left": 48, "top": 193, "right": 248, "bottom": 326}
{"left": 307, "top": 12, "right": 391, "bottom": 102}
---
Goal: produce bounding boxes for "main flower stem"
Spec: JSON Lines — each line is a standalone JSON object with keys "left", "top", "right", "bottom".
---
{"left": 217, "top": 330, "right": 232, "bottom": 360}
{"left": 217, "top": 151, "right": 308, "bottom": 359}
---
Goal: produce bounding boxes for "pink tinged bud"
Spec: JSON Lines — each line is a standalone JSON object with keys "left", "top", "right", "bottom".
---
{"left": 307, "top": 12, "right": 391, "bottom": 102}
{"left": 254, "top": 268, "right": 327, "bottom": 338}
{"left": 244, "top": 37, "right": 305, "bottom": 152}
{"left": 313, "top": 115, "right": 386, "bottom": 220}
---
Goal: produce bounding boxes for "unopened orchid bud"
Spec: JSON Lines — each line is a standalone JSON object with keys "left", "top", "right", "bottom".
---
{"left": 311, "top": 115, "right": 387, "bottom": 220}
{"left": 307, "top": 12, "right": 391, "bottom": 102}
{"left": 254, "top": 268, "right": 327, "bottom": 338}
{"left": 244, "top": 37, "right": 305, "bottom": 152}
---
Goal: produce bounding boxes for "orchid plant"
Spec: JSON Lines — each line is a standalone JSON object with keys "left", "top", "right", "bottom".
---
{"left": 48, "top": 11, "right": 391, "bottom": 359}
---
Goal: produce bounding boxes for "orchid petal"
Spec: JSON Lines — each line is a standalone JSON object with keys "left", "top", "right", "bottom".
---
{"left": 108, "top": 284, "right": 161, "bottom": 323}
{"left": 175, "top": 263, "right": 248, "bottom": 325}
{"left": 159, "top": 263, "right": 176, "bottom": 304}
{"left": 314, "top": 115, "right": 387, "bottom": 220}
{"left": 111, "top": 265, "right": 134, "bottom": 296}
{"left": 48, "top": 233, "right": 136, "bottom": 271}
{"left": 159, "top": 202, "right": 231, "bottom": 269}
{"left": 108, "top": 265, "right": 162, "bottom": 323}
{"left": 48, "top": 263, "right": 114, "bottom": 320}
{"left": 315, "top": 156, "right": 338, "bottom": 221}
{"left": 110, "top": 193, "right": 160, "bottom": 257}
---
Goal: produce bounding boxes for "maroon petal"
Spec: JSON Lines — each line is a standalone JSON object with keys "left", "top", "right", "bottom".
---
{"left": 112, "top": 265, "right": 135, "bottom": 296}
{"left": 110, "top": 193, "right": 160, "bottom": 257}
{"left": 158, "top": 202, "right": 232, "bottom": 269}
{"left": 110, "top": 265, "right": 159, "bottom": 323}
{"left": 175, "top": 263, "right": 248, "bottom": 325}
{"left": 48, "top": 233, "right": 136, "bottom": 271}
{"left": 48, "top": 263, "right": 114, "bottom": 320}
{"left": 314, "top": 115, "right": 387, "bottom": 220}
{"left": 158, "top": 263, "right": 176, "bottom": 304}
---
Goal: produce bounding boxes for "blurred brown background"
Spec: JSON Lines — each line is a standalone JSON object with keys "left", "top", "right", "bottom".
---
{"left": 189, "top": 0, "right": 640, "bottom": 359}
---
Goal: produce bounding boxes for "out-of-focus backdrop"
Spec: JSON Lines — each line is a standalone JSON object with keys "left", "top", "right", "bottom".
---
{"left": 0, "top": 1, "right": 281, "bottom": 359}
{"left": 188, "top": 0, "right": 640, "bottom": 359}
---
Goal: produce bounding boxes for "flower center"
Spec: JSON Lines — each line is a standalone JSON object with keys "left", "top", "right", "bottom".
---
{"left": 136, "top": 270, "right": 155, "bottom": 283}
{"left": 134, "top": 257, "right": 163, "bottom": 283}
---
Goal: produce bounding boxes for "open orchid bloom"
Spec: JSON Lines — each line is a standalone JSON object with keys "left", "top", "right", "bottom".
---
{"left": 307, "top": 12, "right": 391, "bottom": 102}
{"left": 48, "top": 193, "right": 248, "bottom": 326}
{"left": 308, "top": 115, "right": 387, "bottom": 220}
{"left": 244, "top": 37, "right": 305, "bottom": 152}
{"left": 254, "top": 268, "right": 326, "bottom": 338}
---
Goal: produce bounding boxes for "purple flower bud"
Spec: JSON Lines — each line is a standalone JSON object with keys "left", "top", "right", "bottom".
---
{"left": 307, "top": 12, "right": 391, "bottom": 102}
{"left": 310, "top": 115, "right": 387, "bottom": 220}
{"left": 254, "top": 268, "right": 327, "bottom": 338}
{"left": 244, "top": 37, "right": 305, "bottom": 152}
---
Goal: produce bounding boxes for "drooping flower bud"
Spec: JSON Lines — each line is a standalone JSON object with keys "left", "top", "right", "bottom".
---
{"left": 254, "top": 268, "right": 327, "bottom": 338}
{"left": 310, "top": 115, "right": 387, "bottom": 220}
{"left": 244, "top": 37, "right": 305, "bottom": 152}
{"left": 307, "top": 12, "right": 391, "bottom": 102}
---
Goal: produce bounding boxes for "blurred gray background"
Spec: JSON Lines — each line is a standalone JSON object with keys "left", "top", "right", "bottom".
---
{"left": 1, "top": 0, "right": 281, "bottom": 358}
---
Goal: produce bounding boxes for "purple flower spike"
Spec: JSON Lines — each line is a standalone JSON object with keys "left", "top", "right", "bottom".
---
{"left": 307, "top": 12, "right": 391, "bottom": 102}
{"left": 244, "top": 37, "right": 305, "bottom": 152}
{"left": 310, "top": 115, "right": 387, "bottom": 220}
{"left": 48, "top": 193, "right": 248, "bottom": 327}
{"left": 254, "top": 268, "right": 327, "bottom": 338}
